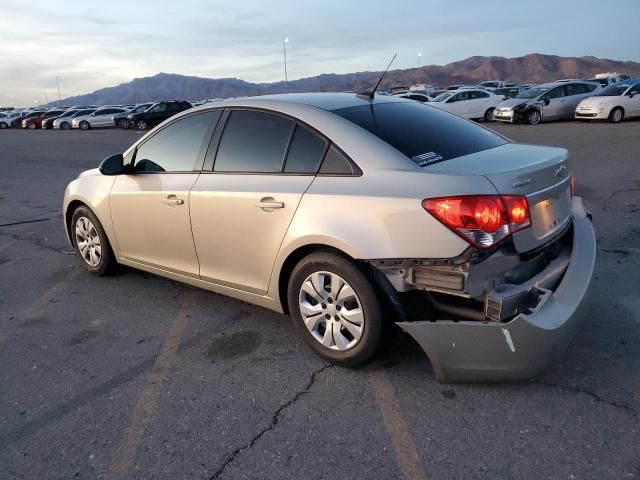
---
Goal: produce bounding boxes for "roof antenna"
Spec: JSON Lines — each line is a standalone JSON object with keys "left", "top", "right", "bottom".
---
{"left": 358, "top": 53, "right": 398, "bottom": 99}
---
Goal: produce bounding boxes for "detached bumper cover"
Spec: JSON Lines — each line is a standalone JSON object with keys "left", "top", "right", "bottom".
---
{"left": 397, "top": 196, "right": 595, "bottom": 382}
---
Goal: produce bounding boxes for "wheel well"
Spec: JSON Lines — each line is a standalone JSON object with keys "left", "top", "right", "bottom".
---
{"left": 65, "top": 200, "right": 88, "bottom": 246}
{"left": 277, "top": 244, "right": 356, "bottom": 314}
{"left": 611, "top": 106, "right": 625, "bottom": 114}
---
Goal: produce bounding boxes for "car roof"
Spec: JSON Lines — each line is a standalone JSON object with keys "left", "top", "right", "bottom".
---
{"left": 192, "top": 92, "right": 405, "bottom": 113}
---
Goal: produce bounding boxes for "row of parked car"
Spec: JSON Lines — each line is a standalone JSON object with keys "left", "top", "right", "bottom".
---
{"left": 3, "top": 77, "right": 639, "bottom": 131}
{"left": 390, "top": 77, "right": 640, "bottom": 124}
{"left": 0, "top": 100, "right": 195, "bottom": 130}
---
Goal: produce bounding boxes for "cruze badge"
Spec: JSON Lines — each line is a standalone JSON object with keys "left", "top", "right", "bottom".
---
{"left": 554, "top": 165, "right": 567, "bottom": 177}
{"left": 512, "top": 178, "right": 531, "bottom": 188}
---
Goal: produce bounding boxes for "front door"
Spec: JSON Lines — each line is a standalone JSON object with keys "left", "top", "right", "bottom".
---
{"left": 541, "top": 86, "right": 567, "bottom": 120}
{"left": 190, "top": 110, "right": 327, "bottom": 294}
{"left": 109, "top": 110, "right": 220, "bottom": 277}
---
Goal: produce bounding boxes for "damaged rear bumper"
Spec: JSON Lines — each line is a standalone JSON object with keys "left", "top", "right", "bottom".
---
{"left": 396, "top": 196, "right": 595, "bottom": 382}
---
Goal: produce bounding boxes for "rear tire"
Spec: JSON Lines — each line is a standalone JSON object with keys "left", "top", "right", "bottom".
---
{"left": 118, "top": 118, "right": 129, "bottom": 129}
{"left": 136, "top": 120, "right": 148, "bottom": 130}
{"left": 608, "top": 107, "right": 624, "bottom": 123}
{"left": 0, "top": 122, "right": 7, "bottom": 129}
{"left": 287, "top": 252, "right": 383, "bottom": 366}
{"left": 71, "top": 206, "right": 116, "bottom": 276}
{"left": 79, "top": 121, "right": 90, "bottom": 130}
{"left": 27, "top": 122, "right": 36, "bottom": 129}
{"left": 483, "top": 108, "right": 495, "bottom": 122}
{"left": 525, "top": 109, "right": 542, "bottom": 125}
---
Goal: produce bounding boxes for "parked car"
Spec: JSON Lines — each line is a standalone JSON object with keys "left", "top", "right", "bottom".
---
{"left": 575, "top": 79, "right": 640, "bottom": 122}
{"left": 72, "top": 107, "right": 129, "bottom": 130}
{"left": 53, "top": 108, "right": 97, "bottom": 130}
{"left": 478, "top": 80, "right": 515, "bottom": 91}
{"left": 493, "top": 86, "right": 528, "bottom": 99}
{"left": 113, "top": 103, "right": 153, "bottom": 129}
{"left": 0, "top": 110, "right": 26, "bottom": 129}
{"left": 126, "top": 100, "right": 193, "bottom": 130}
{"left": 62, "top": 93, "right": 595, "bottom": 382}
{"left": 428, "top": 88, "right": 503, "bottom": 121}
{"left": 393, "top": 92, "right": 430, "bottom": 103}
{"left": 21, "top": 109, "right": 66, "bottom": 129}
{"left": 493, "top": 81, "right": 601, "bottom": 124}
{"left": 42, "top": 109, "right": 79, "bottom": 129}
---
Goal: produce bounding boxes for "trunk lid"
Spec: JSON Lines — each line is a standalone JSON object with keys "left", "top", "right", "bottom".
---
{"left": 426, "top": 143, "right": 573, "bottom": 252}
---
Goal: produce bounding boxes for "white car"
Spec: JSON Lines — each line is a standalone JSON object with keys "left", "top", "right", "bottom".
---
{"left": 428, "top": 89, "right": 503, "bottom": 121}
{"left": 575, "top": 79, "right": 640, "bottom": 123}
{"left": 72, "top": 107, "right": 129, "bottom": 130}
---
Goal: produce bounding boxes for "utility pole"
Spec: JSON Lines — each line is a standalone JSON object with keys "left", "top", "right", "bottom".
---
{"left": 44, "top": 90, "right": 49, "bottom": 105}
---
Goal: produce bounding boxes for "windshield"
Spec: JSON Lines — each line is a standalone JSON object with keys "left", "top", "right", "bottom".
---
{"left": 516, "top": 87, "right": 549, "bottom": 99}
{"left": 332, "top": 101, "right": 507, "bottom": 165}
{"left": 480, "top": 81, "right": 500, "bottom": 88}
{"left": 596, "top": 84, "right": 631, "bottom": 96}
{"left": 133, "top": 104, "right": 151, "bottom": 113}
{"left": 431, "top": 92, "right": 453, "bottom": 102}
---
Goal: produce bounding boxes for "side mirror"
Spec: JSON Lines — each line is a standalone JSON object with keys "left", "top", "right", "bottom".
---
{"left": 99, "top": 153, "right": 125, "bottom": 176}
{"left": 543, "top": 98, "right": 551, "bottom": 106}
{"left": 630, "top": 93, "right": 635, "bottom": 99}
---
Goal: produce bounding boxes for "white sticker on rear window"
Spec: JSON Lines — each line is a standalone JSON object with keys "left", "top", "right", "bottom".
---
{"left": 412, "top": 151, "right": 444, "bottom": 167}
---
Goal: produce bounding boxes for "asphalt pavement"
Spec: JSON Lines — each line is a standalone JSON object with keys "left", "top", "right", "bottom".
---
{"left": 0, "top": 121, "right": 638, "bottom": 480}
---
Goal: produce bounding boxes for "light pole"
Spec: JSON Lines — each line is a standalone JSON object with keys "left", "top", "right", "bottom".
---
{"left": 418, "top": 52, "right": 422, "bottom": 68}
{"left": 283, "top": 37, "right": 289, "bottom": 94}
{"left": 56, "top": 76, "right": 62, "bottom": 103}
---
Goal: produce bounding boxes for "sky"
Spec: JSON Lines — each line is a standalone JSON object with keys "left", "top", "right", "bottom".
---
{"left": 1, "top": 0, "right": 639, "bottom": 106}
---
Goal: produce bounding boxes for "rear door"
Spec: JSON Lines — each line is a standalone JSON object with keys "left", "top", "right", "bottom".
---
{"left": 110, "top": 111, "right": 219, "bottom": 276}
{"left": 190, "top": 109, "right": 326, "bottom": 294}
{"left": 565, "top": 83, "right": 595, "bottom": 116}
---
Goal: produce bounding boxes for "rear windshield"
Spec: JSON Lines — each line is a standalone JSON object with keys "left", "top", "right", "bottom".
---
{"left": 332, "top": 102, "right": 507, "bottom": 166}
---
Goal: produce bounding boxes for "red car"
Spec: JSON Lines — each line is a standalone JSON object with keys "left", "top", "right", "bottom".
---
{"left": 21, "top": 109, "right": 66, "bottom": 129}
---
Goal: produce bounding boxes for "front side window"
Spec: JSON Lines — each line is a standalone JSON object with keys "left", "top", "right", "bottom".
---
{"left": 470, "top": 91, "right": 489, "bottom": 99}
{"left": 150, "top": 103, "right": 167, "bottom": 113}
{"left": 214, "top": 110, "right": 294, "bottom": 173}
{"left": 546, "top": 87, "right": 565, "bottom": 99}
{"left": 284, "top": 125, "right": 327, "bottom": 173}
{"left": 333, "top": 101, "right": 507, "bottom": 165}
{"left": 133, "top": 111, "right": 219, "bottom": 172}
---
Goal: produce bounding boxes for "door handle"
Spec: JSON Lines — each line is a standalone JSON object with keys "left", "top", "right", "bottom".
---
{"left": 164, "top": 194, "right": 184, "bottom": 206}
{"left": 256, "top": 197, "right": 284, "bottom": 211}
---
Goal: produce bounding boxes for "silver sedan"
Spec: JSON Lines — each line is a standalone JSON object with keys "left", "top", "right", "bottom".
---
{"left": 63, "top": 93, "right": 596, "bottom": 382}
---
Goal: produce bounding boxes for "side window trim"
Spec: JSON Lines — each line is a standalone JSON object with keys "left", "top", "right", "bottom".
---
{"left": 130, "top": 110, "right": 221, "bottom": 174}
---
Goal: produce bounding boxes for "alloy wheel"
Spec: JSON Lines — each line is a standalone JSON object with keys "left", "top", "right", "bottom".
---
{"left": 528, "top": 110, "right": 541, "bottom": 125}
{"left": 298, "top": 271, "right": 364, "bottom": 351}
{"left": 75, "top": 217, "right": 102, "bottom": 267}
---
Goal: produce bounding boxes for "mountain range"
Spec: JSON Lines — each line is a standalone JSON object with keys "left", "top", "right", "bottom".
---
{"left": 56, "top": 53, "right": 640, "bottom": 105}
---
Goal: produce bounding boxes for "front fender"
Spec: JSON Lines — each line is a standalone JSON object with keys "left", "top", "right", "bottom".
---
{"left": 63, "top": 175, "right": 118, "bottom": 254}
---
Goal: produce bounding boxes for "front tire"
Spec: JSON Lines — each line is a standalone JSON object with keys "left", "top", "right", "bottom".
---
{"left": 483, "top": 107, "right": 495, "bottom": 122}
{"left": 60, "top": 121, "right": 71, "bottom": 130}
{"left": 608, "top": 107, "right": 624, "bottom": 123}
{"left": 287, "top": 252, "right": 383, "bottom": 366}
{"left": 525, "top": 109, "right": 542, "bottom": 125}
{"left": 79, "top": 121, "right": 90, "bottom": 130}
{"left": 27, "top": 122, "right": 36, "bottom": 129}
{"left": 71, "top": 206, "right": 116, "bottom": 276}
{"left": 0, "top": 122, "right": 7, "bottom": 129}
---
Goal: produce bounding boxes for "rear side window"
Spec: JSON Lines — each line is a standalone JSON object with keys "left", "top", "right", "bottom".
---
{"left": 133, "top": 111, "right": 219, "bottom": 172}
{"left": 319, "top": 145, "right": 360, "bottom": 175}
{"left": 215, "top": 110, "right": 294, "bottom": 173}
{"left": 332, "top": 102, "right": 507, "bottom": 166}
{"left": 284, "top": 125, "right": 327, "bottom": 173}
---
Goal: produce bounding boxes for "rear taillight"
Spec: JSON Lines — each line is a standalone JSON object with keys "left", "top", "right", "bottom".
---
{"left": 422, "top": 195, "right": 531, "bottom": 249}
{"left": 570, "top": 174, "right": 575, "bottom": 197}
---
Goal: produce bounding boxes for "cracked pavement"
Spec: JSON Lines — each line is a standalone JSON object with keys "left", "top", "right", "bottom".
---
{"left": 1, "top": 124, "right": 639, "bottom": 479}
